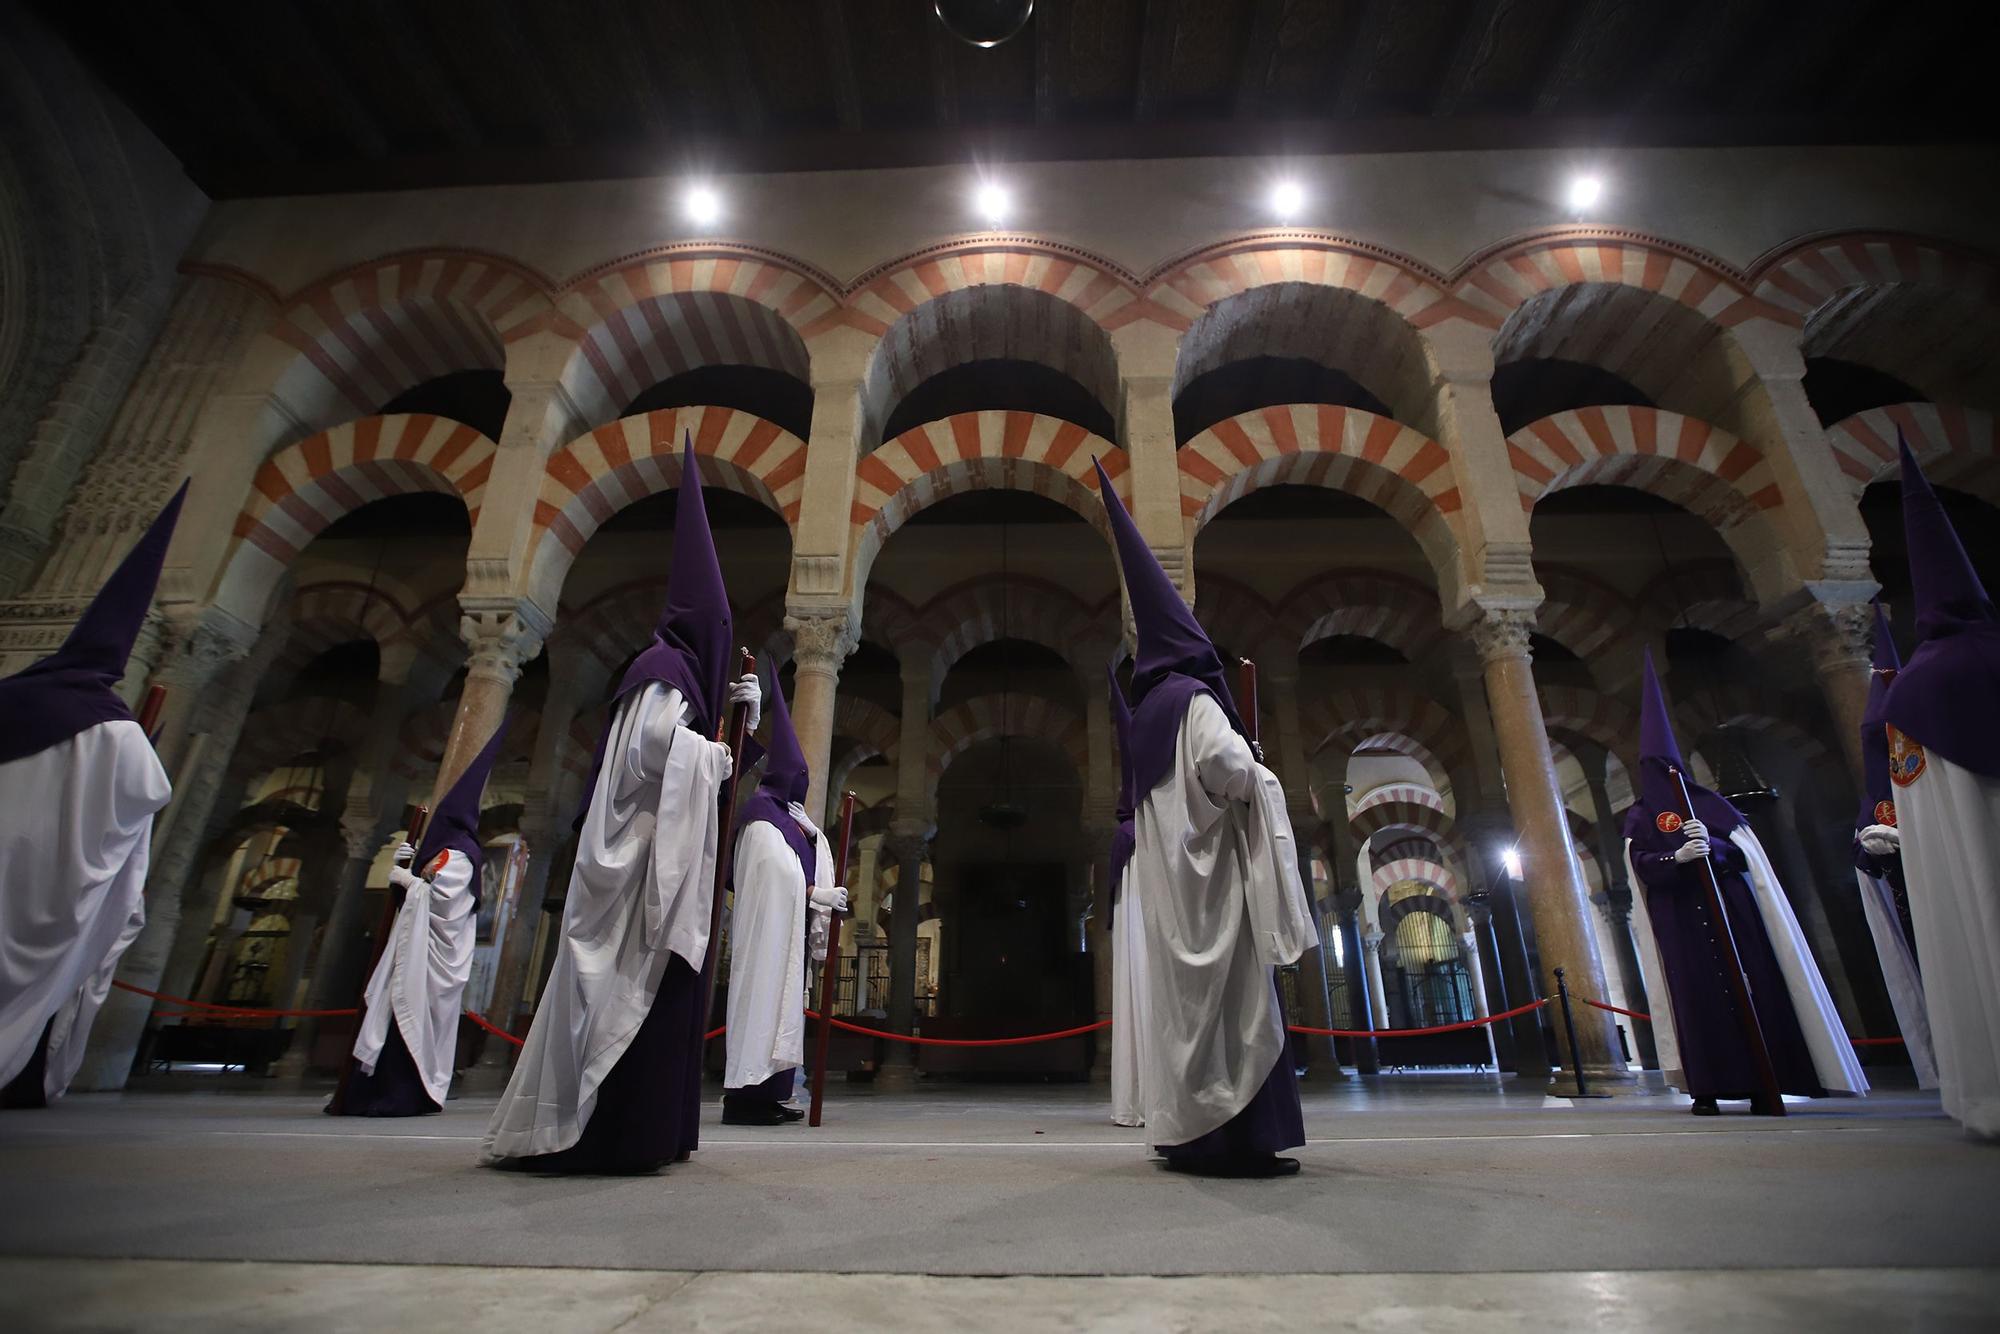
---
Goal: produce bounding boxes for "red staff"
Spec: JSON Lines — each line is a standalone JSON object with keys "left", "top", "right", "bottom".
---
{"left": 136, "top": 684, "right": 168, "bottom": 745}
{"left": 699, "top": 650, "right": 759, "bottom": 1039}
{"left": 1667, "top": 765, "right": 1785, "bottom": 1117}
{"left": 1237, "top": 656, "right": 1262, "bottom": 763}
{"left": 808, "top": 791, "right": 858, "bottom": 1127}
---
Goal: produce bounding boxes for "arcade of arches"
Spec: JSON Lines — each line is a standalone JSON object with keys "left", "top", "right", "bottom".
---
{"left": 5, "top": 161, "right": 1998, "bottom": 1097}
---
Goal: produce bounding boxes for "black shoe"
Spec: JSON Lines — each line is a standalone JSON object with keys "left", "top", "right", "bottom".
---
{"left": 1164, "top": 1154, "right": 1302, "bottom": 1179}
{"left": 722, "top": 1102, "right": 790, "bottom": 1126}
{"left": 777, "top": 1104, "right": 806, "bottom": 1122}
{"left": 1691, "top": 1097, "right": 1721, "bottom": 1116}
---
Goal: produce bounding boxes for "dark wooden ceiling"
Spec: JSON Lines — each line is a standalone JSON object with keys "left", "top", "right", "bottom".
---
{"left": 36, "top": 0, "right": 1992, "bottom": 198}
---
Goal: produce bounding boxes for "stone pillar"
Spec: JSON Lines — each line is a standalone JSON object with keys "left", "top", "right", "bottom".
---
{"left": 1361, "top": 928, "right": 1391, "bottom": 1030}
{"left": 1333, "top": 897, "right": 1378, "bottom": 1075}
{"left": 1465, "top": 899, "right": 1519, "bottom": 1071}
{"left": 1777, "top": 596, "right": 1876, "bottom": 783}
{"left": 75, "top": 610, "right": 265, "bottom": 1089}
{"left": 1466, "top": 607, "right": 1625, "bottom": 1092}
{"left": 432, "top": 604, "right": 546, "bottom": 801}
{"left": 1458, "top": 928, "right": 1499, "bottom": 1068}
{"left": 785, "top": 609, "right": 858, "bottom": 820}
{"left": 881, "top": 828, "right": 929, "bottom": 1089}
{"left": 1580, "top": 749, "right": 1659, "bottom": 1070}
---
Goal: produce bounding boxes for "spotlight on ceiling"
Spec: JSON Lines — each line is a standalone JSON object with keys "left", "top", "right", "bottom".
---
{"left": 934, "top": 0, "right": 1034, "bottom": 48}
{"left": 1566, "top": 173, "right": 1604, "bottom": 213}
{"left": 684, "top": 184, "right": 722, "bottom": 226}
{"left": 974, "top": 180, "right": 1012, "bottom": 226}
{"left": 1270, "top": 178, "right": 1306, "bottom": 222}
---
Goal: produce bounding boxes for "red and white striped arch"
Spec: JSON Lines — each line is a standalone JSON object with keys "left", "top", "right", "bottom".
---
{"left": 1453, "top": 229, "right": 1775, "bottom": 329}
{"left": 558, "top": 247, "right": 839, "bottom": 344}
{"left": 1638, "top": 559, "right": 1763, "bottom": 641}
{"left": 1281, "top": 569, "right": 1444, "bottom": 660}
{"left": 527, "top": 405, "right": 805, "bottom": 608}
{"left": 233, "top": 696, "right": 375, "bottom": 781}
{"left": 1371, "top": 857, "right": 1463, "bottom": 903}
{"left": 275, "top": 579, "right": 418, "bottom": 679}
{"left": 1534, "top": 568, "right": 1637, "bottom": 662}
{"left": 860, "top": 587, "right": 932, "bottom": 657}
{"left": 1827, "top": 403, "right": 2000, "bottom": 503}
{"left": 1749, "top": 232, "right": 2000, "bottom": 324}
{"left": 850, "top": 412, "right": 1128, "bottom": 595}
{"left": 826, "top": 695, "right": 903, "bottom": 806}
{"left": 1301, "top": 688, "right": 1469, "bottom": 805}
{"left": 924, "top": 575, "right": 1095, "bottom": 686}
{"left": 1142, "top": 234, "right": 1470, "bottom": 333}
{"left": 1181, "top": 404, "right": 1462, "bottom": 582}
{"left": 214, "top": 414, "right": 492, "bottom": 624}
{"left": 262, "top": 253, "right": 547, "bottom": 442}
{"left": 1538, "top": 685, "right": 1639, "bottom": 770}
{"left": 926, "top": 692, "right": 1089, "bottom": 803}
{"left": 1508, "top": 406, "right": 1782, "bottom": 524}
{"left": 836, "top": 240, "right": 1143, "bottom": 340}
{"left": 1192, "top": 576, "right": 1282, "bottom": 658}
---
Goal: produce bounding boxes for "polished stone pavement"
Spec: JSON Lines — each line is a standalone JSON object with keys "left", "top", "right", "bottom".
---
{"left": 2, "top": 1075, "right": 1996, "bottom": 1329}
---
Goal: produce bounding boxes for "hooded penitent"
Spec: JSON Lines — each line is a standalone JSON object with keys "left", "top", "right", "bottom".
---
{"left": 0, "top": 481, "right": 187, "bottom": 764}
{"left": 1882, "top": 434, "right": 2000, "bottom": 781}
{"left": 1092, "top": 457, "right": 1246, "bottom": 799}
{"left": 413, "top": 717, "right": 511, "bottom": 901}
{"left": 1620, "top": 648, "right": 1746, "bottom": 853}
{"left": 1107, "top": 663, "right": 1136, "bottom": 897}
{"left": 1858, "top": 602, "right": 1902, "bottom": 835}
{"left": 735, "top": 665, "right": 815, "bottom": 883}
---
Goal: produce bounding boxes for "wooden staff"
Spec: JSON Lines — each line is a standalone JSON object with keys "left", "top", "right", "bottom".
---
{"left": 1668, "top": 766, "right": 1785, "bottom": 1117}
{"left": 699, "top": 650, "right": 759, "bottom": 1038}
{"left": 1237, "top": 656, "right": 1261, "bottom": 761}
{"left": 136, "top": 684, "right": 168, "bottom": 744}
{"left": 331, "top": 803, "right": 427, "bottom": 1109}
{"left": 808, "top": 791, "right": 858, "bottom": 1127}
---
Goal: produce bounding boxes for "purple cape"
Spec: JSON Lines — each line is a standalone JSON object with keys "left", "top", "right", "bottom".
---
{"left": 1621, "top": 649, "right": 1746, "bottom": 852}
{"left": 1880, "top": 435, "right": 2000, "bottom": 780}
{"left": 0, "top": 481, "right": 186, "bottom": 765}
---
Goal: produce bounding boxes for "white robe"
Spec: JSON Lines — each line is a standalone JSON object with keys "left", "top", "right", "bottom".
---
{"left": 1625, "top": 827, "right": 1867, "bottom": 1096}
{"left": 352, "top": 848, "right": 477, "bottom": 1106}
{"left": 1109, "top": 865, "right": 1150, "bottom": 1128}
{"left": 480, "top": 686, "right": 730, "bottom": 1161}
{"left": 0, "top": 720, "right": 170, "bottom": 1100}
{"left": 1895, "top": 751, "right": 2000, "bottom": 1136}
{"left": 1133, "top": 694, "right": 1315, "bottom": 1146}
{"left": 1853, "top": 865, "right": 1938, "bottom": 1089}
{"left": 724, "top": 808, "right": 831, "bottom": 1090}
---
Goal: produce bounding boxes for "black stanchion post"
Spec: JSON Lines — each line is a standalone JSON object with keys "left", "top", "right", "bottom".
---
{"left": 1554, "top": 966, "right": 1589, "bottom": 1098}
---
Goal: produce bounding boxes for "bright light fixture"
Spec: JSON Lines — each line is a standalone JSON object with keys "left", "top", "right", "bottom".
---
{"left": 684, "top": 184, "right": 722, "bottom": 226}
{"left": 975, "top": 180, "right": 1011, "bottom": 225}
{"left": 1501, "top": 845, "right": 1523, "bottom": 879}
{"left": 1566, "top": 173, "right": 1604, "bottom": 212}
{"left": 1270, "top": 178, "right": 1305, "bottom": 221}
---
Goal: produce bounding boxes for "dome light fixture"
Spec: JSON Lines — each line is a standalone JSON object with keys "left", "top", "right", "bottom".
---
{"left": 934, "top": 0, "right": 1035, "bottom": 48}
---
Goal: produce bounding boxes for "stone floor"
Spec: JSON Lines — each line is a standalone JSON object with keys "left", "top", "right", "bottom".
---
{"left": 2, "top": 1074, "right": 1996, "bottom": 1330}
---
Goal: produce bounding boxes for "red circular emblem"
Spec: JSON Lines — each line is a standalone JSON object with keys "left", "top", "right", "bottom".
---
{"left": 1887, "top": 727, "right": 1927, "bottom": 789}
{"left": 1655, "top": 811, "right": 1683, "bottom": 834}
{"left": 425, "top": 852, "right": 450, "bottom": 880}
{"left": 1873, "top": 799, "right": 1898, "bottom": 828}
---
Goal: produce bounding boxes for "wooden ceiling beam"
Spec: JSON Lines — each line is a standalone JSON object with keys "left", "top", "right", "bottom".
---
{"left": 1335, "top": 0, "right": 1397, "bottom": 116}
{"left": 1432, "top": 0, "right": 1507, "bottom": 117}
{"left": 818, "top": 0, "right": 864, "bottom": 132}
{"left": 1233, "top": 0, "right": 1286, "bottom": 119}
{"left": 489, "top": 0, "right": 576, "bottom": 146}
{"left": 1133, "top": 0, "right": 1175, "bottom": 121}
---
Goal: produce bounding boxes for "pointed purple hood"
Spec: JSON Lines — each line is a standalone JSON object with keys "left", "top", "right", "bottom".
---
{"left": 615, "top": 434, "right": 734, "bottom": 737}
{"left": 1107, "top": 664, "right": 1137, "bottom": 900}
{"left": 1622, "top": 648, "right": 1746, "bottom": 848}
{"left": 0, "top": 481, "right": 187, "bottom": 764}
{"left": 1858, "top": 602, "right": 1901, "bottom": 831}
{"left": 735, "top": 668, "right": 816, "bottom": 886}
{"left": 1881, "top": 434, "right": 2000, "bottom": 779}
{"left": 1094, "top": 457, "right": 1246, "bottom": 799}
{"left": 415, "top": 715, "right": 509, "bottom": 894}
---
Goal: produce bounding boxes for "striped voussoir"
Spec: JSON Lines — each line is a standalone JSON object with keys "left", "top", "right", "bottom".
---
{"left": 533, "top": 403, "right": 806, "bottom": 558}
{"left": 861, "top": 587, "right": 931, "bottom": 657}
{"left": 230, "top": 697, "right": 371, "bottom": 782}
{"left": 557, "top": 250, "right": 839, "bottom": 347}
{"left": 1453, "top": 233, "right": 1773, "bottom": 329}
{"left": 1141, "top": 237, "right": 1467, "bottom": 333}
{"left": 1283, "top": 569, "right": 1445, "bottom": 661}
{"left": 269, "top": 255, "right": 545, "bottom": 426}
{"left": 927, "top": 692, "right": 1088, "bottom": 800}
{"left": 1537, "top": 685, "right": 1639, "bottom": 761}
{"left": 832, "top": 695, "right": 902, "bottom": 764}
{"left": 1673, "top": 687, "right": 1837, "bottom": 770}
{"left": 1639, "top": 559, "right": 1763, "bottom": 642}
{"left": 924, "top": 576, "right": 1095, "bottom": 687}
{"left": 1827, "top": 402, "right": 1999, "bottom": 497}
{"left": 1751, "top": 233, "right": 2000, "bottom": 324}
{"left": 1181, "top": 403, "right": 1461, "bottom": 547}
{"left": 1533, "top": 569, "right": 1637, "bottom": 661}
{"left": 277, "top": 580, "right": 419, "bottom": 677}
{"left": 1301, "top": 687, "right": 1469, "bottom": 796}
{"left": 851, "top": 412, "right": 1126, "bottom": 587}
{"left": 834, "top": 243, "right": 1142, "bottom": 339}
{"left": 231, "top": 413, "right": 493, "bottom": 568}
{"left": 1371, "top": 856, "right": 1463, "bottom": 902}
{"left": 1508, "top": 406, "right": 1781, "bottom": 520}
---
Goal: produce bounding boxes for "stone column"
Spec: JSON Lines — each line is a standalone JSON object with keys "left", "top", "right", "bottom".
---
{"left": 1776, "top": 596, "right": 1876, "bottom": 783}
{"left": 785, "top": 609, "right": 858, "bottom": 820}
{"left": 1458, "top": 928, "right": 1499, "bottom": 1068}
{"left": 1333, "top": 897, "right": 1378, "bottom": 1075}
{"left": 1466, "top": 606, "right": 1625, "bottom": 1092}
{"left": 432, "top": 604, "right": 546, "bottom": 801}
{"left": 881, "top": 828, "right": 930, "bottom": 1089}
{"left": 1361, "top": 928, "right": 1391, "bottom": 1030}
{"left": 1580, "top": 749, "right": 1658, "bottom": 1069}
{"left": 75, "top": 610, "right": 266, "bottom": 1089}
{"left": 1465, "top": 898, "right": 1519, "bottom": 1071}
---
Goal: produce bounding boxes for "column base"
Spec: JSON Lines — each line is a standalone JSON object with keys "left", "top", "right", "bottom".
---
{"left": 873, "top": 1059, "right": 919, "bottom": 1092}
{"left": 1546, "top": 1067, "right": 1634, "bottom": 1098}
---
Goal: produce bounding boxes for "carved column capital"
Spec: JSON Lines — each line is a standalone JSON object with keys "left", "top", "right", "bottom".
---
{"left": 339, "top": 811, "right": 386, "bottom": 864}
{"left": 785, "top": 609, "right": 858, "bottom": 674}
{"left": 1778, "top": 597, "right": 1875, "bottom": 678}
{"left": 1464, "top": 605, "right": 1537, "bottom": 667}
{"left": 458, "top": 603, "right": 549, "bottom": 690}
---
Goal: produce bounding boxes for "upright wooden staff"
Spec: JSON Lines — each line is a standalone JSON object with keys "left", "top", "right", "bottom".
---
{"left": 1667, "top": 766, "right": 1785, "bottom": 1117}
{"left": 808, "top": 791, "right": 858, "bottom": 1127}
{"left": 331, "top": 802, "right": 427, "bottom": 1108}
{"left": 1236, "top": 657, "right": 1261, "bottom": 762}
{"left": 136, "top": 684, "right": 168, "bottom": 745}
{"left": 699, "top": 650, "right": 759, "bottom": 1039}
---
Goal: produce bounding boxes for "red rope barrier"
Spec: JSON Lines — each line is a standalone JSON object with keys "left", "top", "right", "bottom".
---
{"left": 1576, "top": 993, "right": 1906, "bottom": 1046}
{"left": 463, "top": 1011, "right": 524, "bottom": 1047}
{"left": 801, "top": 1011, "right": 1110, "bottom": 1047}
{"left": 1284, "top": 997, "right": 1550, "bottom": 1038}
{"left": 113, "top": 981, "right": 360, "bottom": 1018}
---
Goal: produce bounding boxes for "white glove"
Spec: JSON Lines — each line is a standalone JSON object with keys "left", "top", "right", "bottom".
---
{"left": 810, "top": 885, "right": 848, "bottom": 913}
{"left": 388, "top": 865, "right": 419, "bottom": 891}
{"left": 728, "top": 673, "right": 762, "bottom": 733}
{"left": 1859, "top": 824, "right": 1901, "bottom": 856}
{"left": 1672, "top": 838, "right": 1711, "bottom": 864}
{"left": 392, "top": 842, "right": 415, "bottom": 867}
{"left": 809, "top": 907, "right": 832, "bottom": 962}
{"left": 1680, "top": 819, "right": 1709, "bottom": 844}
{"left": 711, "top": 739, "right": 734, "bottom": 779}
